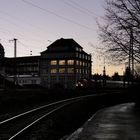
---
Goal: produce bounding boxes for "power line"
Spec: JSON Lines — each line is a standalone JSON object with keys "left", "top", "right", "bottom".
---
{"left": 21, "top": 0, "right": 95, "bottom": 31}
{"left": 0, "top": 9, "right": 60, "bottom": 38}
{"left": 60, "top": 0, "right": 94, "bottom": 18}
{"left": 61, "top": 0, "right": 98, "bottom": 18}
{"left": 68, "top": 0, "right": 100, "bottom": 17}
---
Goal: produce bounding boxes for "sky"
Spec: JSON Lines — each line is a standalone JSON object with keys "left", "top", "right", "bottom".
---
{"left": 0, "top": 0, "right": 124, "bottom": 76}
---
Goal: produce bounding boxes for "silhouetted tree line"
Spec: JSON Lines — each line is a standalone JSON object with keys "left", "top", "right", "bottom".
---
{"left": 98, "top": 0, "right": 140, "bottom": 77}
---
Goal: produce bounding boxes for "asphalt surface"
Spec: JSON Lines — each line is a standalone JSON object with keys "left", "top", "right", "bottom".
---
{"left": 67, "top": 102, "right": 140, "bottom": 140}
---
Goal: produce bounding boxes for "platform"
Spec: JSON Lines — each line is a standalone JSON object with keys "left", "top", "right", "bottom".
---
{"left": 67, "top": 102, "right": 140, "bottom": 140}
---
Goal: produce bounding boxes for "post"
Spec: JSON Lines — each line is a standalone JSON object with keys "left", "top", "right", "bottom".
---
{"left": 14, "top": 38, "right": 17, "bottom": 58}
{"left": 13, "top": 38, "right": 17, "bottom": 86}
{"left": 10, "top": 38, "right": 18, "bottom": 86}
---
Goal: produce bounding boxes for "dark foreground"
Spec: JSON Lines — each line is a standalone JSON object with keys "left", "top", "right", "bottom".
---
{"left": 67, "top": 102, "right": 140, "bottom": 140}
{"left": 0, "top": 85, "right": 140, "bottom": 139}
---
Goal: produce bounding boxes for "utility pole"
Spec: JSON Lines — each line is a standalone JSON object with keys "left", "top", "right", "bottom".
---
{"left": 10, "top": 38, "right": 18, "bottom": 86}
{"left": 14, "top": 38, "right": 17, "bottom": 58}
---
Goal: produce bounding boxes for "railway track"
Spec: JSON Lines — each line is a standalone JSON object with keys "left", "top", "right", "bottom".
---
{"left": 0, "top": 95, "right": 96, "bottom": 140}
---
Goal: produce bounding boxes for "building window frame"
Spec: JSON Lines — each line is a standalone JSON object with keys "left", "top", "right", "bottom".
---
{"left": 59, "top": 60, "right": 65, "bottom": 65}
{"left": 67, "top": 60, "right": 74, "bottom": 65}
{"left": 50, "top": 60, "right": 57, "bottom": 65}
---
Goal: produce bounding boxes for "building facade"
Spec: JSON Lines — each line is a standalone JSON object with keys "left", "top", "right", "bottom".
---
{"left": 4, "top": 56, "right": 40, "bottom": 86}
{"left": 0, "top": 38, "right": 92, "bottom": 89}
{"left": 40, "top": 38, "right": 92, "bottom": 89}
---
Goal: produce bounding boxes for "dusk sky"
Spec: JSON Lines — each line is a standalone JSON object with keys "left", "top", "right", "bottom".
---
{"left": 0, "top": 0, "right": 124, "bottom": 76}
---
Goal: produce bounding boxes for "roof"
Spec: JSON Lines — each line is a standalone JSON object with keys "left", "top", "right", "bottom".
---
{"left": 0, "top": 43, "right": 4, "bottom": 49}
{"left": 41, "top": 38, "right": 83, "bottom": 54}
{"left": 0, "top": 43, "right": 4, "bottom": 52}
{"left": 4, "top": 56, "right": 40, "bottom": 64}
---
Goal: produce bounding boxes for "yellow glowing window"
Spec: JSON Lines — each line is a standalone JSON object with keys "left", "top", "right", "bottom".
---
{"left": 50, "top": 69, "right": 57, "bottom": 73}
{"left": 67, "top": 60, "right": 74, "bottom": 65}
{"left": 59, "top": 60, "right": 65, "bottom": 65}
{"left": 59, "top": 68, "right": 65, "bottom": 73}
{"left": 50, "top": 60, "right": 57, "bottom": 65}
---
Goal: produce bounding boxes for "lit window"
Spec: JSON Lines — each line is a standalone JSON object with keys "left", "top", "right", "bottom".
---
{"left": 80, "top": 61, "right": 82, "bottom": 66}
{"left": 76, "top": 60, "right": 79, "bottom": 65}
{"left": 59, "top": 60, "right": 65, "bottom": 65}
{"left": 59, "top": 68, "right": 65, "bottom": 73}
{"left": 51, "top": 69, "right": 57, "bottom": 73}
{"left": 50, "top": 60, "right": 57, "bottom": 65}
{"left": 67, "top": 68, "right": 74, "bottom": 73}
{"left": 67, "top": 60, "right": 74, "bottom": 65}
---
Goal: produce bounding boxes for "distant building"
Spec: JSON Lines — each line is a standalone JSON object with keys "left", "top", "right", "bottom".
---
{"left": 0, "top": 43, "right": 5, "bottom": 75}
{"left": 0, "top": 43, "right": 5, "bottom": 59}
{"left": 0, "top": 38, "right": 92, "bottom": 89}
{"left": 5, "top": 56, "right": 40, "bottom": 86}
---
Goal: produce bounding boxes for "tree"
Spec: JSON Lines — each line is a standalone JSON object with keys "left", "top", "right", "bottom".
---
{"left": 124, "top": 66, "right": 133, "bottom": 82}
{"left": 112, "top": 72, "right": 121, "bottom": 81}
{"left": 98, "top": 0, "right": 140, "bottom": 67}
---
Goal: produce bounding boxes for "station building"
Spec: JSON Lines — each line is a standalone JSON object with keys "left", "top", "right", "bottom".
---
{"left": 0, "top": 38, "right": 92, "bottom": 89}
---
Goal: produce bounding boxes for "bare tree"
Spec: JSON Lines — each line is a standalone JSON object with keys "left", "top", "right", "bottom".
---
{"left": 98, "top": 0, "right": 140, "bottom": 66}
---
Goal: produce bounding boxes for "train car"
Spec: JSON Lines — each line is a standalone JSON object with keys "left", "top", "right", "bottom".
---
{"left": 76, "top": 79, "right": 101, "bottom": 89}
{"left": 76, "top": 79, "right": 128, "bottom": 89}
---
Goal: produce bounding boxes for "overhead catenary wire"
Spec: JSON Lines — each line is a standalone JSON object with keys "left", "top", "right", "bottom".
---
{"left": 21, "top": 0, "right": 95, "bottom": 31}
{"left": 61, "top": 0, "right": 99, "bottom": 18}
{"left": 0, "top": 9, "right": 61, "bottom": 39}
{"left": 0, "top": 0, "right": 99, "bottom": 57}
{"left": 60, "top": 0, "right": 94, "bottom": 18}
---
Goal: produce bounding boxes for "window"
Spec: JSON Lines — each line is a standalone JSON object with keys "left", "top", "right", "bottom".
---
{"left": 59, "top": 76, "right": 65, "bottom": 82}
{"left": 51, "top": 76, "right": 56, "bottom": 81}
{"left": 67, "top": 68, "right": 74, "bottom": 73}
{"left": 76, "top": 69, "right": 79, "bottom": 73}
{"left": 59, "top": 68, "right": 65, "bottom": 73}
{"left": 51, "top": 69, "right": 57, "bottom": 73}
{"left": 67, "top": 60, "right": 74, "bottom": 65}
{"left": 79, "top": 48, "right": 82, "bottom": 52}
{"left": 88, "top": 55, "right": 91, "bottom": 60}
{"left": 32, "top": 80, "right": 36, "bottom": 84}
{"left": 50, "top": 60, "right": 57, "bottom": 65}
{"left": 76, "top": 53, "right": 79, "bottom": 57}
{"left": 79, "top": 61, "right": 82, "bottom": 66}
{"left": 76, "top": 60, "right": 79, "bottom": 65}
{"left": 59, "top": 60, "right": 65, "bottom": 65}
